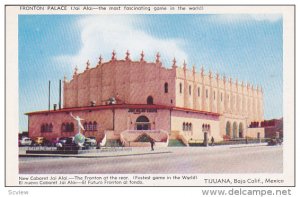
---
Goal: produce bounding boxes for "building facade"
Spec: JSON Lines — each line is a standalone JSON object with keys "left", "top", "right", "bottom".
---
{"left": 26, "top": 51, "right": 264, "bottom": 146}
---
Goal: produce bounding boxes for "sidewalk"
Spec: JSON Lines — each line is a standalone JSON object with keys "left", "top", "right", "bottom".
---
{"left": 19, "top": 147, "right": 172, "bottom": 158}
{"left": 19, "top": 143, "right": 269, "bottom": 158}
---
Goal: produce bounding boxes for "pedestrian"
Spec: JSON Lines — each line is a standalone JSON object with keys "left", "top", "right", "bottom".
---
{"left": 150, "top": 138, "right": 155, "bottom": 151}
{"left": 211, "top": 136, "right": 215, "bottom": 146}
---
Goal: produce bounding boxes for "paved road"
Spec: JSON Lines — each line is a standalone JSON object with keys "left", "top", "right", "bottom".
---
{"left": 19, "top": 145, "right": 282, "bottom": 174}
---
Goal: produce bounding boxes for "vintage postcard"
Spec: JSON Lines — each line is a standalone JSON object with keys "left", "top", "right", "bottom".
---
{"left": 5, "top": 5, "right": 295, "bottom": 187}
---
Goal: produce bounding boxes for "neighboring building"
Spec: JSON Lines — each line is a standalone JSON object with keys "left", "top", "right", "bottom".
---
{"left": 262, "top": 118, "right": 283, "bottom": 139}
{"left": 26, "top": 51, "right": 264, "bottom": 146}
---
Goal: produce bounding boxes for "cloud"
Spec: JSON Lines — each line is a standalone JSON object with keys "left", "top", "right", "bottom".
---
{"left": 209, "top": 14, "right": 282, "bottom": 23}
{"left": 55, "top": 15, "right": 188, "bottom": 72}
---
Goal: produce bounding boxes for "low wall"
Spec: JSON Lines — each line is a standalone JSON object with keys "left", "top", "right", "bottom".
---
{"left": 124, "top": 142, "right": 168, "bottom": 147}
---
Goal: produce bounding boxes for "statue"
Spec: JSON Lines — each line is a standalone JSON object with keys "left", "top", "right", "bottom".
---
{"left": 70, "top": 113, "right": 85, "bottom": 147}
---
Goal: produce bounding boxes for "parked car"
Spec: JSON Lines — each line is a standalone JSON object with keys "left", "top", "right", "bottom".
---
{"left": 33, "top": 137, "right": 50, "bottom": 146}
{"left": 51, "top": 137, "right": 60, "bottom": 147}
{"left": 84, "top": 137, "right": 97, "bottom": 147}
{"left": 268, "top": 138, "right": 283, "bottom": 146}
{"left": 57, "top": 137, "right": 79, "bottom": 150}
{"left": 55, "top": 137, "right": 69, "bottom": 147}
{"left": 19, "top": 137, "right": 32, "bottom": 146}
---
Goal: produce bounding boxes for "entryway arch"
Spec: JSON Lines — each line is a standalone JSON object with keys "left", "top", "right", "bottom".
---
{"left": 136, "top": 115, "right": 151, "bottom": 130}
{"left": 226, "top": 121, "right": 231, "bottom": 137}
{"left": 233, "top": 122, "right": 238, "bottom": 138}
{"left": 239, "top": 122, "right": 244, "bottom": 138}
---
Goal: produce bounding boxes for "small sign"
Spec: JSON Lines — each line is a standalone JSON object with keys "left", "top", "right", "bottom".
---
{"left": 128, "top": 108, "right": 157, "bottom": 113}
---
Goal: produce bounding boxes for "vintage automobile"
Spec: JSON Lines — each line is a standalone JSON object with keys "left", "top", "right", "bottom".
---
{"left": 19, "top": 137, "right": 32, "bottom": 146}
{"left": 268, "top": 138, "right": 283, "bottom": 146}
{"left": 33, "top": 137, "right": 50, "bottom": 146}
{"left": 84, "top": 137, "right": 97, "bottom": 148}
{"left": 57, "top": 137, "right": 80, "bottom": 151}
{"left": 55, "top": 137, "right": 69, "bottom": 147}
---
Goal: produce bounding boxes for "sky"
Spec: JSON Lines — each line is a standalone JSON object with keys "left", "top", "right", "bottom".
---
{"left": 18, "top": 14, "right": 283, "bottom": 132}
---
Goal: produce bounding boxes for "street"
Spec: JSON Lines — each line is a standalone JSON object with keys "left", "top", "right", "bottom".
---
{"left": 19, "top": 145, "right": 282, "bottom": 174}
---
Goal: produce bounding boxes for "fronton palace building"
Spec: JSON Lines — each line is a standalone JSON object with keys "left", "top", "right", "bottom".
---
{"left": 26, "top": 50, "right": 264, "bottom": 146}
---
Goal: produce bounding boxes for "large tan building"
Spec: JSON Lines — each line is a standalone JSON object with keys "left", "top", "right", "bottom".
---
{"left": 26, "top": 51, "right": 264, "bottom": 146}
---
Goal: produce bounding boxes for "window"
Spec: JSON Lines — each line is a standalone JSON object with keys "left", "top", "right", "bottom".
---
{"left": 93, "top": 121, "right": 98, "bottom": 131}
{"left": 88, "top": 122, "right": 93, "bottom": 131}
{"left": 41, "top": 124, "right": 45, "bottom": 132}
{"left": 136, "top": 115, "right": 150, "bottom": 130}
{"left": 164, "top": 82, "right": 168, "bottom": 93}
{"left": 182, "top": 122, "right": 186, "bottom": 131}
{"left": 179, "top": 83, "right": 182, "bottom": 93}
{"left": 214, "top": 91, "right": 215, "bottom": 100}
{"left": 198, "top": 87, "right": 200, "bottom": 97}
{"left": 188, "top": 123, "right": 192, "bottom": 131}
{"left": 70, "top": 123, "right": 74, "bottom": 132}
{"left": 66, "top": 123, "right": 71, "bottom": 132}
{"left": 189, "top": 85, "right": 191, "bottom": 95}
{"left": 45, "top": 124, "right": 49, "bottom": 132}
{"left": 66, "top": 123, "right": 70, "bottom": 132}
{"left": 61, "top": 123, "right": 66, "bottom": 132}
{"left": 49, "top": 123, "right": 53, "bottom": 132}
{"left": 206, "top": 89, "right": 208, "bottom": 99}
{"left": 147, "top": 96, "right": 154, "bottom": 105}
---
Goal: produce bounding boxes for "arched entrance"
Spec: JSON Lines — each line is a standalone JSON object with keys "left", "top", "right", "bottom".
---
{"left": 239, "top": 122, "right": 244, "bottom": 138}
{"left": 136, "top": 115, "right": 151, "bottom": 130}
{"left": 147, "top": 96, "right": 153, "bottom": 105}
{"left": 226, "top": 121, "right": 231, "bottom": 137}
{"left": 233, "top": 122, "right": 238, "bottom": 138}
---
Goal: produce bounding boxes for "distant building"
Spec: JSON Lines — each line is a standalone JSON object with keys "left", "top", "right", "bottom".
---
{"left": 262, "top": 118, "right": 283, "bottom": 139}
{"left": 26, "top": 50, "right": 264, "bottom": 146}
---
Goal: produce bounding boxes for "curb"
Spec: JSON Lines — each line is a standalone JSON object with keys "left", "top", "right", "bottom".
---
{"left": 19, "top": 151, "right": 172, "bottom": 158}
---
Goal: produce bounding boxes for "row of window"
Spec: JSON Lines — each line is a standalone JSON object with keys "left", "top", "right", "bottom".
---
{"left": 178, "top": 84, "right": 259, "bottom": 108}
{"left": 41, "top": 123, "right": 53, "bottom": 133}
{"left": 40, "top": 121, "right": 98, "bottom": 133}
{"left": 166, "top": 83, "right": 257, "bottom": 108}
{"left": 182, "top": 123, "right": 212, "bottom": 132}
{"left": 182, "top": 122, "right": 193, "bottom": 131}
{"left": 202, "top": 124, "right": 211, "bottom": 131}
{"left": 179, "top": 84, "right": 222, "bottom": 101}
{"left": 83, "top": 121, "right": 98, "bottom": 131}
{"left": 61, "top": 122, "right": 75, "bottom": 132}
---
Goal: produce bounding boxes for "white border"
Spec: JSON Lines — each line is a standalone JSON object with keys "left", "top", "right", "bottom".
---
{"left": 6, "top": 2, "right": 294, "bottom": 189}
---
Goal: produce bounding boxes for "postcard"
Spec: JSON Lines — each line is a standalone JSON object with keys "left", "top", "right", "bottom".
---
{"left": 5, "top": 5, "right": 295, "bottom": 187}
